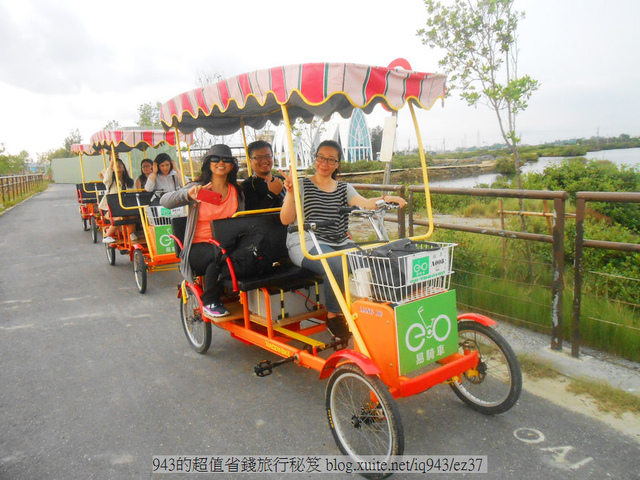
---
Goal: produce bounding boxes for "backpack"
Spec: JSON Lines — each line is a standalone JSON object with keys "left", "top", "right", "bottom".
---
{"left": 221, "top": 224, "right": 274, "bottom": 280}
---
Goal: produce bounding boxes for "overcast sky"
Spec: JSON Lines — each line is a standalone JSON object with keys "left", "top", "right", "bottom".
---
{"left": 1, "top": 0, "right": 639, "bottom": 159}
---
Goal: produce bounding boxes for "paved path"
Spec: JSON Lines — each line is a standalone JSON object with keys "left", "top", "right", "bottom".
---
{"left": 0, "top": 184, "right": 638, "bottom": 479}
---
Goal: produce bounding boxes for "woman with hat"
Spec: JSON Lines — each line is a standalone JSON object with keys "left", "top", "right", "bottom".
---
{"left": 160, "top": 144, "right": 244, "bottom": 317}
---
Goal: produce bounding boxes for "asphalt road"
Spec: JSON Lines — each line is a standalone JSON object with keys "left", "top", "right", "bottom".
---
{"left": 1, "top": 184, "right": 638, "bottom": 479}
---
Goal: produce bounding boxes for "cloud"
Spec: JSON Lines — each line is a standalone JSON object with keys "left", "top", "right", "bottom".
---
{"left": 0, "top": 1, "right": 114, "bottom": 94}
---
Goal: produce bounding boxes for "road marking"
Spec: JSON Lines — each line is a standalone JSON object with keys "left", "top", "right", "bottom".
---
{"left": 0, "top": 324, "right": 35, "bottom": 331}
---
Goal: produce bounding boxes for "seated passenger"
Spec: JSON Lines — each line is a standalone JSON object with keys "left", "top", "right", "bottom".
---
{"left": 241, "top": 140, "right": 285, "bottom": 210}
{"left": 144, "top": 153, "right": 183, "bottom": 193}
{"left": 160, "top": 144, "right": 245, "bottom": 318}
{"left": 135, "top": 158, "right": 153, "bottom": 190}
{"left": 100, "top": 153, "right": 135, "bottom": 244}
{"left": 280, "top": 140, "right": 406, "bottom": 338}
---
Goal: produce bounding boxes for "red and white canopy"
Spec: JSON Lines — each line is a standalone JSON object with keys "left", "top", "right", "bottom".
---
{"left": 89, "top": 129, "right": 193, "bottom": 153}
{"left": 70, "top": 143, "right": 99, "bottom": 155}
{"left": 160, "top": 62, "right": 446, "bottom": 135}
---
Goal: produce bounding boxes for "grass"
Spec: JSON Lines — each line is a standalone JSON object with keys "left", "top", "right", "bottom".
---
{"left": 518, "top": 354, "right": 640, "bottom": 417}
{"left": 568, "top": 377, "right": 640, "bottom": 417}
{"left": 518, "top": 354, "right": 560, "bottom": 380}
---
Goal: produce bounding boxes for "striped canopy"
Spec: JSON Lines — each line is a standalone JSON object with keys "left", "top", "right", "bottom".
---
{"left": 70, "top": 143, "right": 99, "bottom": 155}
{"left": 160, "top": 62, "right": 446, "bottom": 135}
{"left": 89, "top": 129, "right": 193, "bottom": 153}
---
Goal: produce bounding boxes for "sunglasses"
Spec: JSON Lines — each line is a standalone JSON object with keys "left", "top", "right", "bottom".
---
{"left": 208, "top": 156, "right": 235, "bottom": 164}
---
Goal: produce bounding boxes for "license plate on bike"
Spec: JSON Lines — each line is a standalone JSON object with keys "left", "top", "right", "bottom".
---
{"left": 395, "top": 290, "right": 458, "bottom": 375}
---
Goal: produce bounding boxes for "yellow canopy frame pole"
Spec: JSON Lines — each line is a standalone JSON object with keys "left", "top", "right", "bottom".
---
{"left": 409, "top": 102, "right": 434, "bottom": 240}
{"left": 174, "top": 127, "right": 186, "bottom": 186}
{"left": 280, "top": 104, "right": 369, "bottom": 358}
{"left": 240, "top": 118, "right": 252, "bottom": 177}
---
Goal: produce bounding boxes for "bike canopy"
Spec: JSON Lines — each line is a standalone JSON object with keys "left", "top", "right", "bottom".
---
{"left": 90, "top": 129, "right": 192, "bottom": 153}
{"left": 160, "top": 62, "right": 446, "bottom": 135}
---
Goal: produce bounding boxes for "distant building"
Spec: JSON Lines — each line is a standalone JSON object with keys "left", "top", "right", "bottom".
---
{"left": 272, "top": 109, "right": 373, "bottom": 169}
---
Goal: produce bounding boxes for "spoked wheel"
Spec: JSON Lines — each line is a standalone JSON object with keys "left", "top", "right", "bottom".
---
{"left": 82, "top": 216, "right": 90, "bottom": 231}
{"left": 326, "top": 364, "right": 403, "bottom": 479}
{"left": 90, "top": 217, "right": 98, "bottom": 243}
{"left": 133, "top": 249, "right": 147, "bottom": 294}
{"left": 449, "top": 321, "right": 522, "bottom": 415}
{"left": 105, "top": 243, "right": 116, "bottom": 266}
{"left": 180, "top": 286, "right": 211, "bottom": 354}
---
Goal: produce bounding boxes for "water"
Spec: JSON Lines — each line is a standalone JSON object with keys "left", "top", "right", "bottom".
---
{"left": 430, "top": 147, "right": 640, "bottom": 189}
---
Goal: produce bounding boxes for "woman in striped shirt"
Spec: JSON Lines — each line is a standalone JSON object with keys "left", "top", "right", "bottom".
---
{"left": 280, "top": 140, "right": 406, "bottom": 339}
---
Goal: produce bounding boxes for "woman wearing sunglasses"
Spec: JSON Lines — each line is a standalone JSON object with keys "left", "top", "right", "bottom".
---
{"left": 161, "top": 144, "right": 244, "bottom": 317}
{"left": 280, "top": 140, "right": 406, "bottom": 339}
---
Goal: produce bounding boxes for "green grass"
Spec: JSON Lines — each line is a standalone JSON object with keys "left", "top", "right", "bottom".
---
{"left": 568, "top": 377, "right": 640, "bottom": 417}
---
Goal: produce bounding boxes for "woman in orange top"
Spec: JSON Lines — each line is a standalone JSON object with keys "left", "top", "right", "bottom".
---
{"left": 160, "top": 144, "right": 244, "bottom": 317}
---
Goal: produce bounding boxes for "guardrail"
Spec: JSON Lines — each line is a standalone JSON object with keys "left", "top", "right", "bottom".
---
{"left": 0, "top": 174, "right": 46, "bottom": 206}
{"left": 351, "top": 182, "right": 638, "bottom": 359}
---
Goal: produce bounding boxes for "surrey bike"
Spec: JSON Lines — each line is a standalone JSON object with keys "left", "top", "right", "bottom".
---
{"left": 89, "top": 129, "right": 192, "bottom": 293}
{"left": 160, "top": 61, "right": 521, "bottom": 478}
{"left": 70, "top": 143, "right": 107, "bottom": 243}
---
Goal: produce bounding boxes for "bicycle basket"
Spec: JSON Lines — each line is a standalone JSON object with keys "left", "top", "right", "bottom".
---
{"left": 347, "top": 240, "right": 455, "bottom": 304}
{"left": 146, "top": 205, "right": 187, "bottom": 226}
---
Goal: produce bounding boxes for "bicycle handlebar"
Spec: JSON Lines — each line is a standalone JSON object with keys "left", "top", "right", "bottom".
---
{"left": 287, "top": 220, "right": 333, "bottom": 233}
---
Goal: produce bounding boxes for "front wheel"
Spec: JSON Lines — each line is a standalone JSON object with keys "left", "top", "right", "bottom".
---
{"left": 180, "top": 286, "right": 211, "bottom": 354}
{"left": 449, "top": 321, "right": 522, "bottom": 415}
{"left": 133, "top": 249, "right": 147, "bottom": 294}
{"left": 326, "top": 364, "right": 403, "bottom": 479}
{"left": 105, "top": 243, "right": 116, "bottom": 266}
{"left": 90, "top": 216, "right": 98, "bottom": 243}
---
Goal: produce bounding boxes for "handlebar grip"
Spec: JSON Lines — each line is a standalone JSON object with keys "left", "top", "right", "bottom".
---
{"left": 338, "top": 206, "right": 358, "bottom": 215}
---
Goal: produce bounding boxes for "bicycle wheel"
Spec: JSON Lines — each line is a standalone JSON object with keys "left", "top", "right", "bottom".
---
{"left": 90, "top": 217, "right": 98, "bottom": 243}
{"left": 180, "top": 286, "right": 211, "bottom": 354}
{"left": 105, "top": 243, "right": 116, "bottom": 266}
{"left": 449, "top": 321, "right": 522, "bottom": 415}
{"left": 133, "top": 249, "right": 147, "bottom": 294}
{"left": 326, "top": 363, "right": 403, "bottom": 478}
{"left": 82, "top": 216, "right": 89, "bottom": 231}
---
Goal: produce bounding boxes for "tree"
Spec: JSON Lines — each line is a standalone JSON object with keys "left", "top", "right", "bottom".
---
{"left": 64, "top": 129, "right": 83, "bottom": 156}
{"left": 0, "top": 143, "right": 30, "bottom": 174}
{"left": 370, "top": 125, "right": 383, "bottom": 158}
{"left": 136, "top": 102, "right": 162, "bottom": 128}
{"left": 104, "top": 120, "right": 121, "bottom": 130}
{"left": 419, "top": 0, "right": 539, "bottom": 279}
{"left": 418, "top": 0, "right": 539, "bottom": 188}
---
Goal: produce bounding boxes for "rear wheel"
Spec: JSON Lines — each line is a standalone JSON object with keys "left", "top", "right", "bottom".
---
{"left": 133, "top": 249, "right": 147, "bottom": 294}
{"left": 90, "top": 217, "right": 98, "bottom": 243}
{"left": 82, "top": 216, "right": 89, "bottom": 231}
{"left": 326, "top": 363, "right": 403, "bottom": 478}
{"left": 105, "top": 243, "right": 116, "bottom": 266}
{"left": 180, "top": 286, "right": 211, "bottom": 354}
{"left": 449, "top": 321, "right": 522, "bottom": 415}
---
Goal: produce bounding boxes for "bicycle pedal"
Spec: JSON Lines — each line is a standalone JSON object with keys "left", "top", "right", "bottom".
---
{"left": 254, "top": 360, "right": 273, "bottom": 377}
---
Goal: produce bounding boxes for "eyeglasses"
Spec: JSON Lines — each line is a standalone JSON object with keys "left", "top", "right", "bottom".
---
{"left": 316, "top": 154, "right": 339, "bottom": 166}
{"left": 251, "top": 154, "right": 273, "bottom": 161}
{"left": 209, "top": 156, "right": 235, "bottom": 164}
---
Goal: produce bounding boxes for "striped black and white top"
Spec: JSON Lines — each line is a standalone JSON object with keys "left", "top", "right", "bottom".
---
{"left": 302, "top": 177, "right": 356, "bottom": 244}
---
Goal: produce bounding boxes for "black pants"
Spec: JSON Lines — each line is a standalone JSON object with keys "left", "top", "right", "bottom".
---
{"left": 189, "top": 242, "right": 223, "bottom": 306}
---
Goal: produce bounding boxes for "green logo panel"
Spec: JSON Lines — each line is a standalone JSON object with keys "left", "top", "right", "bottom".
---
{"left": 395, "top": 290, "right": 458, "bottom": 375}
{"left": 153, "top": 225, "right": 175, "bottom": 255}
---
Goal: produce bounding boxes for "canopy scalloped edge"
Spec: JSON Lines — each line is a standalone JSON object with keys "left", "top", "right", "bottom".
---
{"left": 160, "top": 62, "right": 446, "bottom": 136}
{"left": 70, "top": 144, "right": 99, "bottom": 155}
{"left": 89, "top": 129, "right": 193, "bottom": 153}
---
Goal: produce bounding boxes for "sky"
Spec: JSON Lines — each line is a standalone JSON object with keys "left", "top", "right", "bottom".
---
{"left": 1, "top": 0, "right": 639, "bottom": 160}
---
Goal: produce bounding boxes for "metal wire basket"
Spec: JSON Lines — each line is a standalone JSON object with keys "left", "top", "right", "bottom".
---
{"left": 146, "top": 205, "right": 187, "bottom": 226}
{"left": 347, "top": 241, "right": 455, "bottom": 304}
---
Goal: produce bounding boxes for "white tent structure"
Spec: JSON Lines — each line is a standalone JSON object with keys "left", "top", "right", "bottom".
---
{"left": 272, "top": 109, "right": 373, "bottom": 169}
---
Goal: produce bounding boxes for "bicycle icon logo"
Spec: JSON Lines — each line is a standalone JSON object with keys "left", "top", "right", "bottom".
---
{"left": 405, "top": 306, "right": 452, "bottom": 352}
